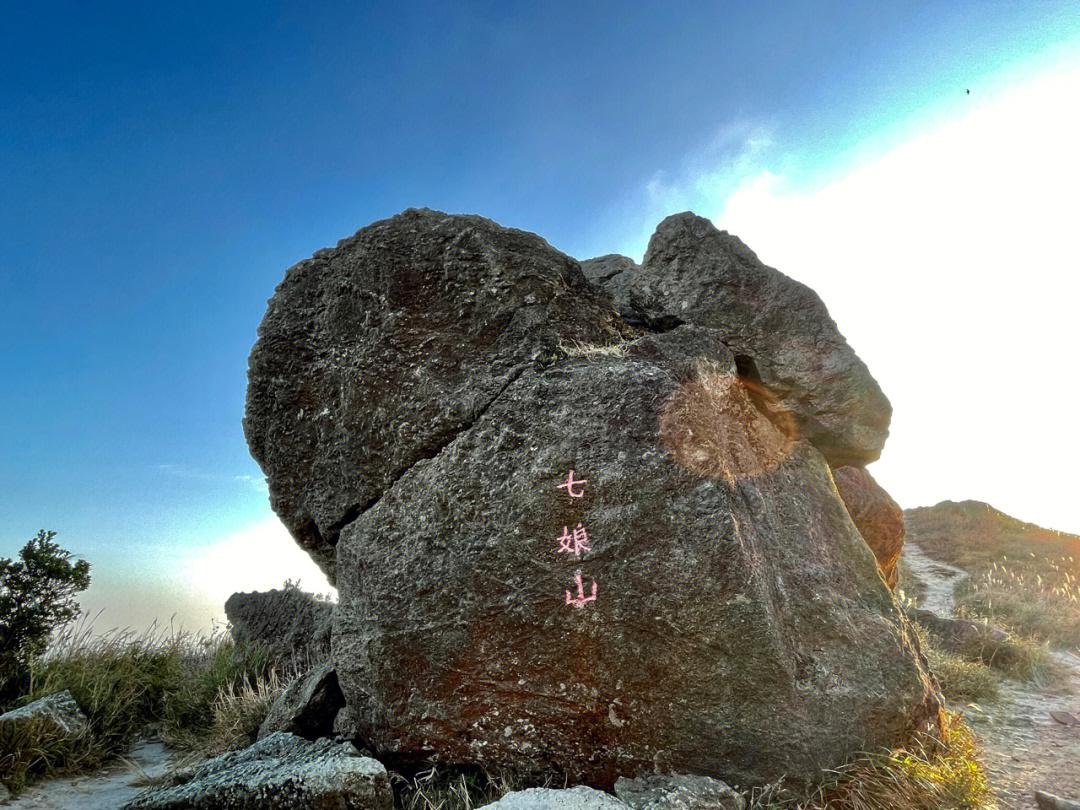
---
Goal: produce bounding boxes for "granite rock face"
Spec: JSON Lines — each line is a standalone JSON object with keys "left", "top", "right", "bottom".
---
{"left": 245, "top": 208, "right": 629, "bottom": 580}
{"left": 587, "top": 214, "right": 891, "bottom": 467}
{"left": 614, "top": 773, "right": 745, "bottom": 810}
{"left": 832, "top": 466, "right": 905, "bottom": 589}
{"left": 246, "top": 209, "right": 939, "bottom": 790}
{"left": 225, "top": 587, "right": 333, "bottom": 669}
{"left": 121, "top": 733, "right": 392, "bottom": 810}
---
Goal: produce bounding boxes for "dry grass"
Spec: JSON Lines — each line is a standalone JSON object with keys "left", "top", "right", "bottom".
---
{"left": 750, "top": 712, "right": 991, "bottom": 810}
{"left": 0, "top": 617, "right": 278, "bottom": 794}
{"left": 905, "top": 502, "right": 1080, "bottom": 651}
{"left": 557, "top": 338, "right": 630, "bottom": 359}
{"left": 912, "top": 624, "right": 999, "bottom": 703}
{"left": 954, "top": 557, "right": 1080, "bottom": 651}
{"left": 390, "top": 765, "right": 546, "bottom": 810}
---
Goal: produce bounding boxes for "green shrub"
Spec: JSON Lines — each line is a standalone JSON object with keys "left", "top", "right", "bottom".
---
{"left": 0, "top": 531, "right": 91, "bottom": 704}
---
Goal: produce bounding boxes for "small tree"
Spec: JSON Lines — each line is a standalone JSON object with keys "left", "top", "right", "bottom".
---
{"left": 0, "top": 530, "right": 91, "bottom": 701}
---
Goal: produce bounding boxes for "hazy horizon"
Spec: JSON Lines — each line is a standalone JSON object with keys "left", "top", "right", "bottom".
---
{"left": 3, "top": 2, "right": 1078, "bottom": 634}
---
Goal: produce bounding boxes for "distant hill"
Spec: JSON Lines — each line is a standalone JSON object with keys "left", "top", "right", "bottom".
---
{"left": 905, "top": 500, "right": 1080, "bottom": 573}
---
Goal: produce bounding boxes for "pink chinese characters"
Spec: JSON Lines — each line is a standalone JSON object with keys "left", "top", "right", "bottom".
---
{"left": 565, "top": 573, "right": 598, "bottom": 606}
{"left": 557, "top": 469, "right": 587, "bottom": 498}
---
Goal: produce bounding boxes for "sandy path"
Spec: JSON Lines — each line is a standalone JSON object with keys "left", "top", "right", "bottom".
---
{"left": 902, "top": 543, "right": 1080, "bottom": 810}
{"left": 4, "top": 738, "right": 171, "bottom": 810}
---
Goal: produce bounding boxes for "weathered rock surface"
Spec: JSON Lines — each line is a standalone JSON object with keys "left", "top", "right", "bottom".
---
{"left": 121, "top": 732, "right": 391, "bottom": 810}
{"left": 225, "top": 587, "right": 333, "bottom": 669}
{"left": 248, "top": 209, "right": 939, "bottom": 790}
{"left": 332, "top": 325, "right": 939, "bottom": 787}
{"left": 614, "top": 773, "right": 745, "bottom": 810}
{"left": 245, "top": 208, "right": 629, "bottom": 579}
{"left": 580, "top": 255, "right": 639, "bottom": 288}
{"left": 0, "top": 690, "right": 87, "bottom": 742}
{"left": 832, "top": 466, "right": 905, "bottom": 589}
{"left": 481, "top": 786, "right": 629, "bottom": 810}
{"left": 589, "top": 213, "right": 890, "bottom": 467}
{"left": 258, "top": 661, "right": 345, "bottom": 740}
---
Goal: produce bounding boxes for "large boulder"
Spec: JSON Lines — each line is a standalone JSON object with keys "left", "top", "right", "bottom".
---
{"left": 248, "top": 210, "right": 940, "bottom": 790}
{"left": 122, "top": 733, "right": 392, "bottom": 810}
{"left": 586, "top": 214, "right": 891, "bottom": 467}
{"left": 832, "top": 466, "right": 905, "bottom": 589}
{"left": 331, "top": 326, "right": 939, "bottom": 788}
{"left": 225, "top": 587, "right": 333, "bottom": 670}
{"left": 245, "top": 208, "right": 630, "bottom": 580}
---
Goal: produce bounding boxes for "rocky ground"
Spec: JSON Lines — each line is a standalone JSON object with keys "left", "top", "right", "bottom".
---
{"left": 902, "top": 542, "right": 1080, "bottom": 810}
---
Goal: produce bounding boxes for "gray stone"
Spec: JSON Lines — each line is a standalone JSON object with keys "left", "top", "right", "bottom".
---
{"left": 0, "top": 781, "right": 10, "bottom": 803}
{"left": 0, "top": 690, "right": 87, "bottom": 741}
{"left": 1035, "top": 790, "right": 1080, "bottom": 810}
{"left": 258, "top": 661, "right": 344, "bottom": 740}
{"left": 121, "top": 732, "right": 392, "bottom": 810}
{"left": 481, "top": 786, "right": 629, "bottom": 810}
{"left": 597, "top": 213, "right": 890, "bottom": 467}
{"left": 614, "top": 773, "right": 744, "bottom": 810}
{"left": 332, "top": 324, "right": 941, "bottom": 788}
{"left": 580, "top": 255, "right": 639, "bottom": 287}
{"left": 225, "top": 587, "right": 333, "bottom": 670}
{"left": 245, "top": 208, "right": 630, "bottom": 580}
{"left": 245, "top": 210, "right": 940, "bottom": 789}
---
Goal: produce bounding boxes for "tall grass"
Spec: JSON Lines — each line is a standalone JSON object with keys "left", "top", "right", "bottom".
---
{"left": 751, "top": 713, "right": 990, "bottom": 810}
{"left": 0, "top": 617, "right": 283, "bottom": 793}
{"left": 910, "top": 623, "right": 999, "bottom": 703}
{"left": 954, "top": 556, "right": 1080, "bottom": 651}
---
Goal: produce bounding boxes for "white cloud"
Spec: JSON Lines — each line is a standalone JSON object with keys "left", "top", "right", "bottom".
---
{"left": 591, "top": 120, "right": 775, "bottom": 262}
{"left": 183, "top": 516, "right": 335, "bottom": 608}
{"left": 156, "top": 464, "right": 268, "bottom": 495}
{"left": 631, "top": 58, "right": 1080, "bottom": 532}
{"left": 76, "top": 515, "right": 334, "bottom": 636}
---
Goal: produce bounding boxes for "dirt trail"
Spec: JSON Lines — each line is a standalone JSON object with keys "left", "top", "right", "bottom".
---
{"left": 902, "top": 543, "right": 1080, "bottom": 810}
{"left": 3, "top": 738, "right": 171, "bottom": 810}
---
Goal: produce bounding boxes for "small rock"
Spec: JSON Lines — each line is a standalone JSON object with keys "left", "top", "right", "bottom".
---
{"left": 0, "top": 781, "right": 10, "bottom": 803}
{"left": 0, "top": 690, "right": 88, "bottom": 740}
{"left": 481, "top": 785, "right": 630, "bottom": 809}
{"left": 614, "top": 773, "right": 745, "bottom": 810}
{"left": 121, "top": 732, "right": 392, "bottom": 810}
{"left": 1050, "top": 711, "right": 1080, "bottom": 727}
{"left": 1034, "top": 790, "right": 1080, "bottom": 810}
{"left": 258, "top": 661, "right": 344, "bottom": 740}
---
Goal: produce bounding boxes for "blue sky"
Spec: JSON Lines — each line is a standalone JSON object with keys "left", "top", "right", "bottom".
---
{"left": 3, "top": 1, "right": 1079, "bottom": 631}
